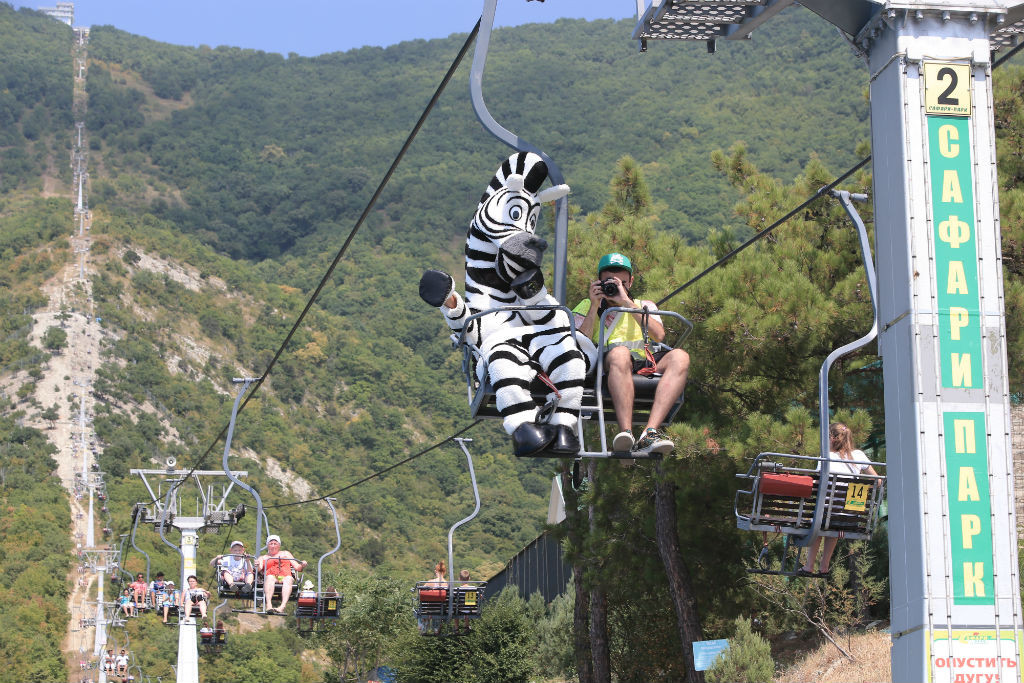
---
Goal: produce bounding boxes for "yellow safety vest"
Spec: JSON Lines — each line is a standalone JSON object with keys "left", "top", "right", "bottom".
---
{"left": 572, "top": 299, "right": 660, "bottom": 358}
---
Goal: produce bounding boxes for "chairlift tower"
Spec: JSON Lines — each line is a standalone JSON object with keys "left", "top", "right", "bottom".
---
{"left": 634, "top": 1, "right": 1024, "bottom": 681}
{"left": 77, "top": 171, "right": 87, "bottom": 212}
{"left": 131, "top": 462, "right": 247, "bottom": 683}
{"left": 79, "top": 547, "right": 119, "bottom": 673}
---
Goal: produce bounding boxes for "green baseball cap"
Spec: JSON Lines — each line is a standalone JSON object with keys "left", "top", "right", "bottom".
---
{"left": 598, "top": 253, "right": 632, "bottom": 274}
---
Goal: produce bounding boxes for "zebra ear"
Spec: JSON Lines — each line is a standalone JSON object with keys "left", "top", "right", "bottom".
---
{"left": 536, "top": 184, "right": 570, "bottom": 204}
{"left": 506, "top": 174, "right": 525, "bottom": 192}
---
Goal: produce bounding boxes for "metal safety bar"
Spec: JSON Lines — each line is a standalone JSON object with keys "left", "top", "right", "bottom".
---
{"left": 735, "top": 452, "right": 887, "bottom": 538}
{"left": 455, "top": 304, "right": 580, "bottom": 416}
{"left": 584, "top": 306, "right": 693, "bottom": 456}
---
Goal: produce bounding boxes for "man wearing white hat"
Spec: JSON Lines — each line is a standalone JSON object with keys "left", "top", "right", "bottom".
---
{"left": 210, "top": 540, "right": 254, "bottom": 593}
{"left": 256, "top": 535, "right": 306, "bottom": 614}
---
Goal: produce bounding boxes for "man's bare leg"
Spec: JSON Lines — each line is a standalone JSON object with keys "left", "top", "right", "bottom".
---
{"left": 644, "top": 349, "right": 690, "bottom": 430}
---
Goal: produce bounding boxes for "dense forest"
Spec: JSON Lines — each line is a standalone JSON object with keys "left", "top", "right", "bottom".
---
{"left": 0, "top": 1, "right": 1022, "bottom": 681}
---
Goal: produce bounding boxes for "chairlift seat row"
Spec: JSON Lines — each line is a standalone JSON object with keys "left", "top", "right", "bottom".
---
{"left": 413, "top": 581, "right": 486, "bottom": 618}
{"left": 214, "top": 553, "right": 257, "bottom": 598}
{"left": 199, "top": 628, "right": 226, "bottom": 645}
{"left": 294, "top": 590, "right": 342, "bottom": 619}
{"left": 456, "top": 305, "right": 692, "bottom": 454}
{"left": 735, "top": 454, "right": 886, "bottom": 540}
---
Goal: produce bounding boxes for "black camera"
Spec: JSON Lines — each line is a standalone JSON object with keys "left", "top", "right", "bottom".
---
{"left": 600, "top": 279, "right": 620, "bottom": 297}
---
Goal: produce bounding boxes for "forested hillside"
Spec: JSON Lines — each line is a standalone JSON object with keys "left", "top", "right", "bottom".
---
{"left": 2, "top": 1, "right": 1023, "bottom": 680}
{"left": 51, "top": 2, "right": 876, "bottom": 587}
{"left": 80, "top": 10, "right": 868, "bottom": 260}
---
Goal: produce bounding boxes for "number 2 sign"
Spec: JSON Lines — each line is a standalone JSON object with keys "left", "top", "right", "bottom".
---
{"left": 924, "top": 62, "right": 971, "bottom": 116}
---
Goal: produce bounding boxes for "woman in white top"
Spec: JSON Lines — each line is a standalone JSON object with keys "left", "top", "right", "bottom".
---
{"left": 799, "top": 422, "right": 879, "bottom": 576}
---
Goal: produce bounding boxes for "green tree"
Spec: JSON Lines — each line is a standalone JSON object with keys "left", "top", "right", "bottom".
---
{"left": 389, "top": 588, "right": 535, "bottom": 683}
{"left": 39, "top": 403, "right": 59, "bottom": 428}
{"left": 314, "top": 571, "right": 409, "bottom": 681}
{"left": 42, "top": 325, "right": 67, "bottom": 352}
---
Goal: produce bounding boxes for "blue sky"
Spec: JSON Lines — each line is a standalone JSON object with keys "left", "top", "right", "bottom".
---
{"left": 17, "top": 1, "right": 637, "bottom": 56}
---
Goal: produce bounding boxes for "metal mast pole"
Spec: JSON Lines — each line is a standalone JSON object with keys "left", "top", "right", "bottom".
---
{"left": 856, "top": 6, "right": 1024, "bottom": 680}
{"left": 631, "top": 1, "right": 1024, "bottom": 680}
{"left": 133, "top": 464, "right": 247, "bottom": 683}
{"left": 86, "top": 482, "right": 95, "bottom": 548}
{"left": 94, "top": 561, "right": 106, "bottom": 662}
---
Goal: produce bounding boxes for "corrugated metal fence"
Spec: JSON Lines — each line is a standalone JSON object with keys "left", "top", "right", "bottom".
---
{"left": 485, "top": 528, "right": 571, "bottom": 603}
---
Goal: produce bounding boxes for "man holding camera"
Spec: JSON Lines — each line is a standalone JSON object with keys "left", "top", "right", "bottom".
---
{"left": 573, "top": 253, "right": 690, "bottom": 456}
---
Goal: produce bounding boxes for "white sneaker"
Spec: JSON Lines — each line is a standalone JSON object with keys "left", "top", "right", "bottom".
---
{"left": 612, "top": 431, "right": 634, "bottom": 452}
{"left": 631, "top": 428, "right": 674, "bottom": 456}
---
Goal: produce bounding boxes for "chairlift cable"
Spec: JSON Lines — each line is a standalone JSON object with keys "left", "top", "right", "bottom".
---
{"left": 654, "top": 156, "right": 871, "bottom": 308}
{"left": 161, "top": 20, "right": 482, "bottom": 498}
{"left": 654, "top": 46, "right": 1024, "bottom": 308}
{"left": 994, "top": 40, "right": 1024, "bottom": 68}
{"left": 264, "top": 420, "right": 482, "bottom": 509}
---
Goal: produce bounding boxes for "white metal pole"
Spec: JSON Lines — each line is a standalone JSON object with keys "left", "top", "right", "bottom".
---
{"left": 94, "top": 566, "right": 106, "bottom": 660}
{"left": 176, "top": 529, "right": 200, "bottom": 683}
{"left": 86, "top": 486, "right": 94, "bottom": 548}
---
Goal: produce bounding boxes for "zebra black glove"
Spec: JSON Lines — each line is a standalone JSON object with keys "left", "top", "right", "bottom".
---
{"left": 419, "top": 269, "right": 455, "bottom": 307}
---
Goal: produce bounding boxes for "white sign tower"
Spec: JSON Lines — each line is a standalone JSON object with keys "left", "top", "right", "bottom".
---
{"left": 634, "top": 1, "right": 1024, "bottom": 681}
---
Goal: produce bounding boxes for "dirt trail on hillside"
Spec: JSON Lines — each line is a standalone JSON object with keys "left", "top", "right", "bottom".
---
{"left": 27, "top": 209, "right": 110, "bottom": 672}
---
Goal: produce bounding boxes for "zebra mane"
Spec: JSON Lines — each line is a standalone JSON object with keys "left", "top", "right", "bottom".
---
{"left": 477, "top": 151, "right": 549, "bottom": 209}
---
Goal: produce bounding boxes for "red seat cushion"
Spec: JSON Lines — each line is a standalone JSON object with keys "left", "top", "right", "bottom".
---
{"left": 419, "top": 588, "right": 448, "bottom": 602}
{"left": 760, "top": 473, "right": 814, "bottom": 498}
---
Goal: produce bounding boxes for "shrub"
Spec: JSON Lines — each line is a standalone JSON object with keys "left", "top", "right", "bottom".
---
{"left": 706, "top": 617, "right": 774, "bottom": 683}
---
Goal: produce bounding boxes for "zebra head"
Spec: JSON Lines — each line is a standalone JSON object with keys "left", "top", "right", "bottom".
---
{"left": 474, "top": 151, "right": 570, "bottom": 243}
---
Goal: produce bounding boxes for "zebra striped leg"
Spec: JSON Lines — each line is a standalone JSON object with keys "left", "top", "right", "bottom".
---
{"left": 485, "top": 339, "right": 539, "bottom": 435}
{"left": 527, "top": 327, "right": 586, "bottom": 429}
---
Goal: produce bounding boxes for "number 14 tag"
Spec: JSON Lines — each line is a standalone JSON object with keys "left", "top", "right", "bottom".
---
{"left": 844, "top": 483, "right": 870, "bottom": 512}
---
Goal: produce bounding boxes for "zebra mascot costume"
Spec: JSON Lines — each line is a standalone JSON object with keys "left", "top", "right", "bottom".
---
{"left": 419, "top": 152, "right": 594, "bottom": 457}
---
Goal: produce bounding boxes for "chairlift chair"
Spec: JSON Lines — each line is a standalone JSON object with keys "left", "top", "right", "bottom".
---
{"left": 214, "top": 551, "right": 256, "bottom": 599}
{"left": 454, "top": 0, "right": 693, "bottom": 459}
{"left": 198, "top": 599, "right": 228, "bottom": 653}
{"left": 250, "top": 557, "right": 305, "bottom": 615}
{"left": 218, "top": 378, "right": 291, "bottom": 617}
{"left": 455, "top": 305, "right": 692, "bottom": 460}
{"left": 412, "top": 439, "right": 487, "bottom": 636}
{"left": 733, "top": 191, "right": 888, "bottom": 576}
{"left": 295, "top": 498, "right": 344, "bottom": 632}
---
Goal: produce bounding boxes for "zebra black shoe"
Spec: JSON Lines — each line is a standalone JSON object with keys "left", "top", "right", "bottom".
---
{"left": 512, "top": 422, "right": 557, "bottom": 457}
{"left": 544, "top": 425, "right": 580, "bottom": 456}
